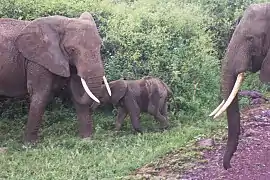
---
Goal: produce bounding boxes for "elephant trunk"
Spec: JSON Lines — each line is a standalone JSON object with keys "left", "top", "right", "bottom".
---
{"left": 209, "top": 35, "right": 248, "bottom": 169}
{"left": 74, "top": 63, "right": 111, "bottom": 105}
{"left": 81, "top": 76, "right": 111, "bottom": 103}
{"left": 81, "top": 76, "right": 103, "bottom": 103}
{"left": 209, "top": 65, "right": 244, "bottom": 170}
{"left": 220, "top": 69, "right": 241, "bottom": 170}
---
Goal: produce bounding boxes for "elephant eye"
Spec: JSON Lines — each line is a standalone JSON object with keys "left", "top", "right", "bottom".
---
{"left": 66, "top": 47, "right": 76, "bottom": 54}
{"left": 246, "top": 35, "right": 254, "bottom": 42}
{"left": 70, "top": 47, "right": 75, "bottom": 52}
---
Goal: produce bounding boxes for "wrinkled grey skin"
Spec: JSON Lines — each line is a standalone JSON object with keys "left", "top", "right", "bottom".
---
{"left": 0, "top": 12, "right": 107, "bottom": 144}
{"left": 96, "top": 76, "right": 172, "bottom": 132}
{"left": 220, "top": 3, "right": 270, "bottom": 169}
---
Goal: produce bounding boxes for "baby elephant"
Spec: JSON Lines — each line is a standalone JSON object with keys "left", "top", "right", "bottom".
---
{"left": 99, "top": 76, "right": 172, "bottom": 132}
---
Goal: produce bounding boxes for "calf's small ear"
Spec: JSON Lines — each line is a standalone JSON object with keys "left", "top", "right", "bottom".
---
{"left": 110, "top": 80, "right": 127, "bottom": 104}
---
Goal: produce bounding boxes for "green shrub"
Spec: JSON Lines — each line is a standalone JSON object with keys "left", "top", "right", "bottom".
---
{"left": 0, "top": 0, "right": 268, "bottom": 120}
{"left": 101, "top": 1, "right": 219, "bottom": 116}
{"left": 196, "top": 0, "right": 269, "bottom": 93}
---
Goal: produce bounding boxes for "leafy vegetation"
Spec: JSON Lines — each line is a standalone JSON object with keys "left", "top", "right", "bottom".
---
{"left": 0, "top": 0, "right": 269, "bottom": 179}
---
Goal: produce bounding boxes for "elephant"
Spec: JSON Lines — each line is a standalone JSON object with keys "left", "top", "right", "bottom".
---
{"left": 94, "top": 76, "right": 172, "bottom": 132}
{"left": 209, "top": 3, "right": 270, "bottom": 169}
{"left": 0, "top": 12, "right": 111, "bottom": 144}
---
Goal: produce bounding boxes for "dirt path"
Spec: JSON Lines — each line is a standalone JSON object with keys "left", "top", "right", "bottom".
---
{"left": 182, "top": 104, "right": 270, "bottom": 180}
{"left": 130, "top": 103, "right": 270, "bottom": 180}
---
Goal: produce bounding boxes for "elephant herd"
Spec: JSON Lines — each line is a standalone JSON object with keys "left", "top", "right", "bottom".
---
{"left": 1, "top": 2, "right": 270, "bottom": 170}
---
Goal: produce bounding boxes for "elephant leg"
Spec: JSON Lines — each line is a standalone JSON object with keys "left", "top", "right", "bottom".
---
{"left": 160, "top": 101, "right": 168, "bottom": 120}
{"left": 72, "top": 99, "right": 93, "bottom": 138}
{"left": 24, "top": 64, "right": 54, "bottom": 144}
{"left": 125, "top": 95, "right": 142, "bottom": 133}
{"left": 150, "top": 94, "right": 169, "bottom": 129}
{"left": 150, "top": 104, "right": 169, "bottom": 129}
{"left": 25, "top": 92, "right": 52, "bottom": 143}
{"left": 129, "top": 109, "right": 142, "bottom": 133}
{"left": 155, "top": 111, "right": 169, "bottom": 129}
{"left": 115, "top": 106, "right": 128, "bottom": 131}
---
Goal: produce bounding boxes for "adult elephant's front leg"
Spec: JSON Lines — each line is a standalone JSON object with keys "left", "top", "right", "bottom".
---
{"left": 25, "top": 63, "right": 54, "bottom": 144}
{"left": 72, "top": 99, "right": 93, "bottom": 138}
{"left": 69, "top": 76, "right": 94, "bottom": 138}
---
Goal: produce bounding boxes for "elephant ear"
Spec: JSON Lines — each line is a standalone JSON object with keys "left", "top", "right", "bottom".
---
{"left": 260, "top": 49, "right": 270, "bottom": 83}
{"left": 110, "top": 80, "right": 128, "bottom": 105}
{"left": 79, "top": 12, "right": 97, "bottom": 26}
{"left": 15, "top": 17, "right": 70, "bottom": 77}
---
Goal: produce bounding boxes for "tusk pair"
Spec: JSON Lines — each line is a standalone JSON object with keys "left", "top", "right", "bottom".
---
{"left": 81, "top": 78, "right": 100, "bottom": 103}
{"left": 103, "top": 76, "right": 111, "bottom": 96}
{"left": 80, "top": 76, "right": 112, "bottom": 104}
{"left": 209, "top": 73, "right": 244, "bottom": 119}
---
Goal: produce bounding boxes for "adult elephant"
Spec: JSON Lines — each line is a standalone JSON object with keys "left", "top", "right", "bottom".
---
{"left": 0, "top": 12, "right": 111, "bottom": 144}
{"left": 209, "top": 3, "right": 270, "bottom": 170}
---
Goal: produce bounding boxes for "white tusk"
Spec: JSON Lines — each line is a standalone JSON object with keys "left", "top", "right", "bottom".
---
{"left": 213, "top": 73, "right": 244, "bottom": 119}
{"left": 103, "top": 76, "right": 111, "bottom": 96}
{"left": 80, "top": 78, "right": 100, "bottom": 103}
{"left": 209, "top": 100, "right": 225, "bottom": 116}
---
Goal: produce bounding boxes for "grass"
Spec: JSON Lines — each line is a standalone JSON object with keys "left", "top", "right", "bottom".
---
{"left": 0, "top": 101, "right": 226, "bottom": 180}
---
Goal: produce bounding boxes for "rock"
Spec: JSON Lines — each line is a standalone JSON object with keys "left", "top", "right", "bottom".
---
{"left": 239, "top": 90, "right": 264, "bottom": 99}
{"left": 196, "top": 138, "right": 214, "bottom": 148}
{"left": 243, "top": 129, "right": 257, "bottom": 137}
{"left": 251, "top": 98, "right": 267, "bottom": 105}
{"left": 0, "top": 147, "right": 8, "bottom": 153}
{"left": 239, "top": 90, "right": 269, "bottom": 105}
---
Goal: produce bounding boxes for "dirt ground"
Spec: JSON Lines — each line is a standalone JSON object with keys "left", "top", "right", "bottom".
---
{"left": 129, "top": 103, "right": 270, "bottom": 180}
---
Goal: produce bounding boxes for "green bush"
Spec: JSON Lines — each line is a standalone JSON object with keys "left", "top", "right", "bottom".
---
{"left": 0, "top": 0, "right": 268, "bottom": 120}
{"left": 196, "top": 0, "right": 269, "bottom": 93}
{"left": 102, "top": 1, "right": 220, "bottom": 116}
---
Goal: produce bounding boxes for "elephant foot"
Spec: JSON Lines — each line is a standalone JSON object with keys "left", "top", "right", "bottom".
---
{"left": 133, "top": 128, "right": 143, "bottom": 134}
{"left": 81, "top": 137, "right": 92, "bottom": 142}
{"left": 115, "top": 123, "right": 122, "bottom": 131}
{"left": 223, "top": 160, "right": 232, "bottom": 170}
{"left": 79, "top": 131, "right": 93, "bottom": 139}
{"left": 22, "top": 138, "right": 38, "bottom": 149}
{"left": 22, "top": 142, "right": 37, "bottom": 149}
{"left": 24, "top": 133, "right": 39, "bottom": 145}
{"left": 223, "top": 151, "right": 234, "bottom": 170}
{"left": 160, "top": 122, "right": 169, "bottom": 130}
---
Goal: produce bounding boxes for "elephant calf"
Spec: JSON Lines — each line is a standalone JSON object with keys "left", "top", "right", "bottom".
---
{"left": 98, "top": 76, "right": 172, "bottom": 132}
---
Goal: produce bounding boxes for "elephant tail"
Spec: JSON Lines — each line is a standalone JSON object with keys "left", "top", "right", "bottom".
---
{"left": 160, "top": 80, "right": 178, "bottom": 111}
{"left": 160, "top": 81, "right": 172, "bottom": 99}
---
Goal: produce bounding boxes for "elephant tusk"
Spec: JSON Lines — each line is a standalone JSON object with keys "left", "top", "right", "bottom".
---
{"left": 103, "top": 76, "right": 111, "bottom": 96}
{"left": 80, "top": 78, "right": 100, "bottom": 103}
{"left": 209, "top": 100, "right": 225, "bottom": 116}
{"left": 213, "top": 73, "right": 244, "bottom": 119}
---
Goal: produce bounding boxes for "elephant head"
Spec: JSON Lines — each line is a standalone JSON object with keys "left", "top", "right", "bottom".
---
{"left": 209, "top": 3, "right": 270, "bottom": 169}
{"left": 15, "top": 12, "right": 111, "bottom": 103}
{"left": 100, "top": 79, "right": 128, "bottom": 106}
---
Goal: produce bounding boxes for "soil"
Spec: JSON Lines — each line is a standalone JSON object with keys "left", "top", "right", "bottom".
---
{"left": 128, "top": 103, "right": 270, "bottom": 180}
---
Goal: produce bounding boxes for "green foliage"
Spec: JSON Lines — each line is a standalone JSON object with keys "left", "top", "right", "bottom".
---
{"left": 0, "top": 0, "right": 268, "bottom": 116}
{"left": 195, "top": 0, "right": 269, "bottom": 94}
{"left": 102, "top": 1, "right": 219, "bottom": 115}
{"left": 0, "top": 0, "right": 222, "bottom": 117}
